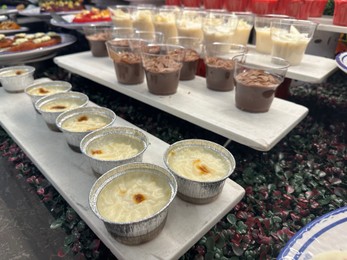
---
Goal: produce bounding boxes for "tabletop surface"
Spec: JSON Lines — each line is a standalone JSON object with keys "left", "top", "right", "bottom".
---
{"left": 54, "top": 51, "right": 309, "bottom": 151}
{"left": 0, "top": 86, "right": 245, "bottom": 260}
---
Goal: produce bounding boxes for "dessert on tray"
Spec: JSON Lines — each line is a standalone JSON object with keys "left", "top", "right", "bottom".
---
{"left": 0, "top": 32, "right": 62, "bottom": 52}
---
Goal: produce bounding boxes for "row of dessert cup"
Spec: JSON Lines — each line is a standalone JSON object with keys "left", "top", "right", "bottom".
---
{"left": 0, "top": 65, "right": 236, "bottom": 245}
{"left": 84, "top": 27, "right": 291, "bottom": 113}
{"left": 101, "top": 6, "right": 317, "bottom": 64}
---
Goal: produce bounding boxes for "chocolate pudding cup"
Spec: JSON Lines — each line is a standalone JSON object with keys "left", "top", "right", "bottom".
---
{"left": 141, "top": 43, "right": 185, "bottom": 95}
{"left": 167, "top": 37, "right": 202, "bottom": 81}
{"left": 233, "top": 53, "right": 290, "bottom": 113}
{"left": 106, "top": 39, "right": 144, "bottom": 85}
{"left": 204, "top": 42, "right": 246, "bottom": 91}
{"left": 83, "top": 26, "right": 117, "bottom": 57}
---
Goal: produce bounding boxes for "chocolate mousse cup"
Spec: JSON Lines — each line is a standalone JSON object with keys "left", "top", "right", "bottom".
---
{"left": 204, "top": 42, "right": 246, "bottom": 91}
{"left": 83, "top": 26, "right": 114, "bottom": 57}
{"left": 106, "top": 39, "right": 144, "bottom": 85}
{"left": 233, "top": 53, "right": 290, "bottom": 113}
{"left": 141, "top": 44, "right": 185, "bottom": 95}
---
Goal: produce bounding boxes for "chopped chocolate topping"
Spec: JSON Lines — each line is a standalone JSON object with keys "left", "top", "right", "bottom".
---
{"left": 206, "top": 57, "right": 235, "bottom": 70}
{"left": 143, "top": 55, "right": 181, "bottom": 73}
{"left": 235, "top": 69, "right": 280, "bottom": 88}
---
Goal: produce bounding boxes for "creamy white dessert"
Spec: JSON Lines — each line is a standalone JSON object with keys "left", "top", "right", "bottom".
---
{"left": 110, "top": 8, "right": 133, "bottom": 28}
{"left": 153, "top": 12, "right": 177, "bottom": 43}
{"left": 176, "top": 11, "right": 204, "bottom": 41}
{"left": 61, "top": 114, "right": 112, "bottom": 132}
{"left": 87, "top": 134, "right": 145, "bottom": 160}
{"left": 27, "top": 85, "right": 68, "bottom": 96}
{"left": 132, "top": 9, "right": 154, "bottom": 32}
{"left": 271, "top": 25, "right": 310, "bottom": 65}
{"left": 167, "top": 146, "right": 230, "bottom": 181}
{"left": 0, "top": 69, "right": 27, "bottom": 77}
{"left": 230, "top": 19, "right": 252, "bottom": 46}
{"left": 96, "top": 171, "right": 171, "bottom": 222}
{"left": 40, "top": 99, "right": 84, "bottom": 112}
{"left": 203, "top": 14, "right": 238, "bottom": 44}
{"left": 255, "top": 27, "right": 272, "bottom": 54}
{"left": 312, "top": 251, "right": 347, "bottom": 260}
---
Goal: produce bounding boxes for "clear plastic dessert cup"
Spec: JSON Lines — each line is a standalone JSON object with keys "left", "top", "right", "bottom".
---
{"left": 204, "top": 42, "right": 247, "bottom": 92}
{"left": 202, "top": 11, "right": 239, "bottom": 45}
{"left": 176, "top": 8, "right": 205, "bottom": 42}
{"left": 134, "top": 30, "right": 163, "bottom": 43}
{"left": 131, "top": 5, "right": 155, "bottom": 33}
{"left": 141, "top": 43, "right": 185, "bottom": 95}
{"left": 254, "top": 14, "right": 290, "bottom": 54}
{"left": 230, "top": 12, "right": 254, "bottom": 46}
{"left": 270, "top": 19, "right": 317, "bottom": 65}
{"left": 106, "top": 38, "right": 145, "bottom": 85}
{"left": 105, "top": 27, "right": 134, "bottom": 41}
{"left": 233, "top": 53, "right": 290, "bottom": 113}
{"left": 0, "top": 65, "right": 35, "bottom": 93}
{"left": 153, "top": 7, "right": 179, "bottom": 43}
{"left": 83, "top": 25, "right": 116, "bottom": 57}
{"left": 108, "top": 5, "right": 133, "bottom": 28}
{"left": 167, "top": 36, "right": 202, "bottom": 80}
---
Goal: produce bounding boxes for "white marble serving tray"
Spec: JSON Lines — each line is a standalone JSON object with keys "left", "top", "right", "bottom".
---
{"left": 54, "top": 52, "right": 309, "bottom": 151}
{"left": 0, "top": 88, "right": 245, "bottom": 260}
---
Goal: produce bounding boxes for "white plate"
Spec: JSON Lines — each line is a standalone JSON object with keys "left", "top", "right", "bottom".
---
{"left": 0, "top": 33, "right": 76, "bottom": 64}
{"left": 336, "top": 52, "right": 347, "bottom": 74}
{"left": 0, "top": 26, "right": 29, "bottom": 35}
{"left": 50, "top": 14, "right": 112, "bottom": 30}
{"left": 19, "top": 8, "right": 81, "bottom": 18}
{"left": 278, "top": 206, "right": 347, "bottom": 259}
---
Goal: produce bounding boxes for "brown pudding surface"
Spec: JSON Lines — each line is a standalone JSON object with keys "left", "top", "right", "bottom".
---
{"left": 206, "top": 57, "right": 235, "bottom": 91}
{"left": 234, "top": 69, "right": 281, "bottom": 113}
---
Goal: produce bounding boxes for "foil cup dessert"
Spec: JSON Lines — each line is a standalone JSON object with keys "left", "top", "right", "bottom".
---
{"left": 89, "top": 162, "right": 177, "bottom": 245}
{"left": 167, "top": 36, "right": 202, "bottom": 81}
{"left": 164, "top": 139, "right": 236, "bottom": 204}
{"left": 35, "top": 91, "right": 89, "bottom": 132}
{"left": 204, "top": 42, "right": 247, "bottom": 91}
{"left": 106, "top": 38, "right": 144, "bottom": 85}
{"left": 80, "top": 126, "right": 149, "bottom": 175}
{"left": 25, "top": 80, "right": 72, "bottom": 112}
{"left": 56, "top": 106, "right": 116, "bottom": 153}
{"left": 141, "top": 43, "right": 185, "bottom": 95}
{"left": 233, "top": 53, "right": 290, "bottom": 113}
{"left": 0, "top": 65, "right": 35, "bottom": 93}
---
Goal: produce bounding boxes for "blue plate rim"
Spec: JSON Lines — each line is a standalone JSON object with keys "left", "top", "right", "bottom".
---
{"left": 335, "top": 52, "right": 347, "bottom": 73}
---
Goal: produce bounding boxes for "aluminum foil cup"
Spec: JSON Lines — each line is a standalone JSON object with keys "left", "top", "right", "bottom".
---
{"left": 163, "top": 139, "right": 236, "bottom": 204}
{"left": 89, "top": 162, "right": 177, "bottom": 245}
{"left": 56, "top": 106, "right": 116, "bottom": 153}
{"left": 35, "top": 92, "right": 89, "bottom": 132}
{"left": 0, "top": 65, "right": 35, "bottom": 93}
{"left": 80, "top": 126, "right": 149, "bottom": 175}
{"left": 25, "top": 81, "right": 72, "bottom": 112}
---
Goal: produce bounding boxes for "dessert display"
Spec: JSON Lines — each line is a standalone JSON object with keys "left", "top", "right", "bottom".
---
{"left": 205, "top": 57, "right": 236, "bottom": 91}
{"left": 61, "top": 113, "right": 112, "bottom": 132}
{"left": 89, "top": 163, "right": 177, "bottom": 245}
{"left": 0, "top": 32, "right": 62, "bottom": 52}
{"left": 271, "top": 20, "right": 317, "bottom": 65}
{"left": 0, "top": 21, "right": 21, "bottom": 30}
{"left": 141, "top": 44, "right": 185, "bottom": 95}
{"left": 39, "top": 0, "right": 84, "bottom": 12}
{"left": 234, "top": 69, "right": 281, "bottom": 112}
{"left": 72, "top": 8, "right": 111, "bottom": 23}
{"left": 0, "top": 65, "right": 35, "bottom": 93}
{"left": 83, "top": 26, "right": 114, "bottom": 57}
{"left": 164, "top": 139, "right": 235, "bottom": 204}
{"left": 96, "top": 170, "right": 172, "bottom": 223}
{"left": 106, "top": 39, "right": 144, "bottom": 85}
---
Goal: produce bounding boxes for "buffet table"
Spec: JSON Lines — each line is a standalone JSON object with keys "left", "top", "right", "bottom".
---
{"left": 0, "top": 87, "right": 245, "bottom": 260}
{"left": 54, "top": 51, "right": 309, "bottom": 151}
